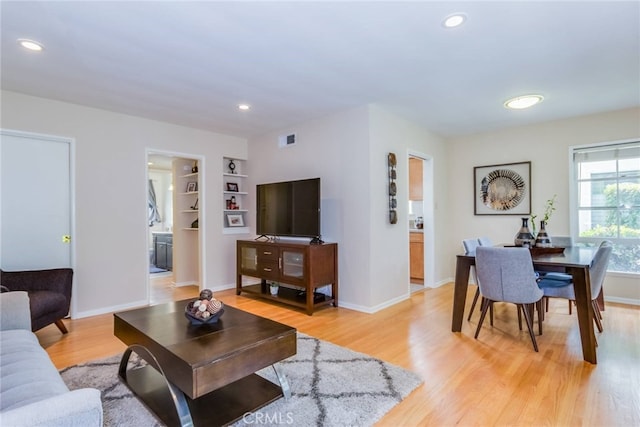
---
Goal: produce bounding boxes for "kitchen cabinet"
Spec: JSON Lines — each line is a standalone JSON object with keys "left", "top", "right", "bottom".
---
{"left": 410, "top": 232, "right": 424, "bottom": 281}
{"left": 236, "top": 240, "right": 338, "bottom": 315}
{"left": 409, "top": 157, "right": 423, "bottom": 201}
{"left": 153, "top": 233, "right": 173, "bottom": 270}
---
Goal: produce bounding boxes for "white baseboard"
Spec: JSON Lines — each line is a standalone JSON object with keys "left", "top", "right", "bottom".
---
{"left": 173, "top": 281, "right": 197, "bottom": 287}
{"left": 74, "top": 299, "right": 148, "bottom": 319}
{"left": 605, "top": 296, "right": 640, "bottom": 306}
{"left": 339, "top": 293, "right": 410, "bottom": 314}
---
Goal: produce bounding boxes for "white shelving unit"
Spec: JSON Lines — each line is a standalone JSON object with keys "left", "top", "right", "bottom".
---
{"left": 223, "top": 157, "right": 249, "bottom": 234}
{"left": 173, "top": 160, "right": 200, "bottom": 286}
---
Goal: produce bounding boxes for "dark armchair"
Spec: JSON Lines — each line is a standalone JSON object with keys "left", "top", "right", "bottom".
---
{"left": 0, "top": 268, "right": 72, "bottom": 333}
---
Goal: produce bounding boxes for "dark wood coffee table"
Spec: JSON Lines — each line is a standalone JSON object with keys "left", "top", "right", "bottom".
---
{"left": 113, "top": 300, "right": 296, "bottom": 427}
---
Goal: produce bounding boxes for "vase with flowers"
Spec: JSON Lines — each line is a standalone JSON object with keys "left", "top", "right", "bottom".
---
{"left": 532, "top": 195, "right": 557, "bottom": 247}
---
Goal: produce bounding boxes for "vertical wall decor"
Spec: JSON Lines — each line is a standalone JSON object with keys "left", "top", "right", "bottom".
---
{"left": 388, "top": 152, "right": 398, "bottom": 224}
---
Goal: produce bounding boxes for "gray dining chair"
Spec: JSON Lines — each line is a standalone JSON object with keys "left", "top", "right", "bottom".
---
{"left": 462, "top": 238, "right": 483, "bottom": 322}
{"left": 474, "top": 246, "right": 544, "bottom": 352}
{"left": 550, "top": 235, "right": 574, "bottom": 247}
{"left": 538, "top": 240, "right": 613, "bottom": 332}
{"left": 462, "top": 236, "right": 498, "bottom": 320}
{"left": 478, "top": 236, "right": 494, "bottom": 247}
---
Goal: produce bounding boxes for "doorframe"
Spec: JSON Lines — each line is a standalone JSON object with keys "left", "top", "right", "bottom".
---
{"left": 408, "top": 150, "right": 435, "bottom": 288}
{"left": 145, "top": 148, "right": 205, "bottom": 302}
{"left": 0, "top": 128, "right": 77, "bottom": 316}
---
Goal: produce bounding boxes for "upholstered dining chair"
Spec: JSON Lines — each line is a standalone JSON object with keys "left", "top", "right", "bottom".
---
{"left": 550, "top": 235, "right": 574, "bottom": 247}
{"left": 464, "top": 236, "right": 496, "bottom": 321}
{"left": 474, "top": 246, "right": 544, "bottom": 352}
{"left": 538, "top": 240, "right": 613, "bottom": 333}
{"left": 537, "top": 235, "right": 574, "bottom": 312}
{"left": 478, "top": 236, "right": 494, "bottom": 247}
{"left": 462, "top": 238, "right": 482, "bottom": 321}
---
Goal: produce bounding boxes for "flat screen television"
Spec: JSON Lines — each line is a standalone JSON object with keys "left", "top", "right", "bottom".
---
{"left": 256, "top": 178, "right": 321, "bottom": 241}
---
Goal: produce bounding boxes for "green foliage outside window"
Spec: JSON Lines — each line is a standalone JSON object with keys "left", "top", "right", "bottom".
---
{"left": 582, "top": 182, "right": 640, "bottom": 273}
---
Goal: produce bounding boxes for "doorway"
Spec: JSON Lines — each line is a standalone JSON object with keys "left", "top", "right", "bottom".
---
{"left": 408, "top": 152, "right": 434, "bottom": 293}
{"left": 146, "top": 150, "right": 203, "bottom": 304}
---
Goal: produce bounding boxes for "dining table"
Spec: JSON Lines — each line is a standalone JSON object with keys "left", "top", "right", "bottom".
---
{"left": 452, "top": 245, "right": 601, "bottom": 364}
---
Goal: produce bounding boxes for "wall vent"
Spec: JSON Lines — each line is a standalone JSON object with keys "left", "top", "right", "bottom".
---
{"left": 278, "top": 133, "right": 296, "bottom": 148}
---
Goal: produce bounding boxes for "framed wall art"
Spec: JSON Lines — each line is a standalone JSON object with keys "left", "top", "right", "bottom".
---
{"left": 474, "top": 161, "right": 531, "bottom": 215}
{"left": 226, "top": 213, "right": 244, "bottom": 227}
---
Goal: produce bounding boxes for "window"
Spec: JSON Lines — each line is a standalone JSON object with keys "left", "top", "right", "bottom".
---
{"left": 571, "top": 141, "right": 640, "bottom": 274}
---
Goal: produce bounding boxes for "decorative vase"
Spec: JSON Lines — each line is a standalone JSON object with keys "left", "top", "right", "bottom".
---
{"left": 514, "top": 217, "right": 535, "bottom": 247}
{"left": 535, "top": 220, "right": 552, "bottom": 248}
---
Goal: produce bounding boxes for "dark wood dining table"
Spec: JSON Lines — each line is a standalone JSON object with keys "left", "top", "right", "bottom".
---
{"left": 452, "top": 246, "right": 601, "bottom": 364}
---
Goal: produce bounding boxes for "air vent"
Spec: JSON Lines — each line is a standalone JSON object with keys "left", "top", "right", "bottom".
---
{"left": 278, "top": 133, "right": 296, "bottom": 148}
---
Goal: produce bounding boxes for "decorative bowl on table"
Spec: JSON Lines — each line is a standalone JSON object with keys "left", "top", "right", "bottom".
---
{"left": 184, "top": 293, "right": 224, "bottom": 325}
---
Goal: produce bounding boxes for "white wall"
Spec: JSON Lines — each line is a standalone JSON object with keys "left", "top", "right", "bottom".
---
{"left": 248, "top": 106, "right": 373, "bottom": 309}
{"left": 247, "top": 105, "right": 447, "bottom": 311}
{"left": 3, "top": 89, "right": 636, "bottom": 315}
{"left": 1, "top": 91, "right": 248, "bottom": 317}
{"left": 445, "top": 107, "right": 640, "bottom": 303}
{"left": 367, "top": 105, "right": 447, "bottom": 307}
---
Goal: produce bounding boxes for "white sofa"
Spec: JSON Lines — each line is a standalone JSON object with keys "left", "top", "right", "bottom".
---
{"left": 0, "top": 291, "right": 103, "bottom": 426}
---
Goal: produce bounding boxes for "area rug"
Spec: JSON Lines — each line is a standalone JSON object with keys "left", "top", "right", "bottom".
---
{"left": 60, "top": 334, "right": 423, "bottom": 427}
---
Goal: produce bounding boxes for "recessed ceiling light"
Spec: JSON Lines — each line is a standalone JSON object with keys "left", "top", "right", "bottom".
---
{"left": 18, "top": 38, "right": 44, "bottom": 51}
{"left": 238, "top": 104, "right": 251, "bottom": 111}
{"left": 504, "top": 95, "right": 545, "bottom": 110}
{"left": 443, "top": 14, "right": 466, "bottom": 28}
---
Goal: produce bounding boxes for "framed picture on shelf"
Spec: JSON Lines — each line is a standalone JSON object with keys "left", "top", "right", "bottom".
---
{"left": 474, "top": 161, "right": 531, "bottom": 215}
{"left": 226, "top": 182, "right": 239, "bottom": 192}
{"left": 186, "top": 182, "right": 197, "bottom": 193}
{"left": 226, "top": 214, "right": 244, "bottom": 227}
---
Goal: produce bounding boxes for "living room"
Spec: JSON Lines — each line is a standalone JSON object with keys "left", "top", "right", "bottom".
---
{"left": 1, "top": 1, "right": 639, "bottom": 426}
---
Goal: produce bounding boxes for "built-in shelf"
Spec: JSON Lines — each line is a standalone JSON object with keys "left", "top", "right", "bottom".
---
{"left": 223, "top": 157, "right": 249, "bottom": 234}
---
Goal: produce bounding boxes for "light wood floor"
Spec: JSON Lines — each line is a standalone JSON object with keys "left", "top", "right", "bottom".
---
{"left": 37, "top": 279, "right": 640, "bottom": 426}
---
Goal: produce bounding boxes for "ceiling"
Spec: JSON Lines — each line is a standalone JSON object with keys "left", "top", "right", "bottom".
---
{"left": 2, "top": 1, "right": 639, "bottom": 139}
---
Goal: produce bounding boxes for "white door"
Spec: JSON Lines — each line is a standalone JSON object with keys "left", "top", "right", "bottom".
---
{"left": 0, "top": 130, "right": 73, "bottom": 270}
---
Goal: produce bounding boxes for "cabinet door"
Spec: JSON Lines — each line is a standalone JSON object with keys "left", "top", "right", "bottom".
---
{"left": 166, "top": 243, "right": 173, "bottom": 271}
{"left": 409, "top": 157, "right": 423, "bottom": 201}
{"left": 156, "top": 242, "right": 167, "bottom": 269}
{"left": 410, "top": 241, "right": 424, "bottom": 280}
{"left": 240, "top": 245, "right": 257, "bottom": 273}
{"left": 280, "top": 248, "right": 306, "bottom": 285}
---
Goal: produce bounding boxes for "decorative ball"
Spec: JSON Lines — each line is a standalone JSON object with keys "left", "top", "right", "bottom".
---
{"left": 193, "top": 300, "right": 202, "bottom": 308}
{"left": 201, "top": 311, "right": 211, "bottom": 319}
{"left": 198, "top": 303, "right": 207, "bottom": 312}
{"left": 207, "top": 299, "right": 223, "bottom": 314}
{"left": 199, "top": 289, "right": 213, "bottom": 301}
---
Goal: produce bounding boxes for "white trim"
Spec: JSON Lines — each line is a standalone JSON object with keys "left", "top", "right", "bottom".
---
{"left": 74, "top": 298, "right": 149, "bottom": 319}
{"left": 605, "top": 296, "right": 640, "bottom": 306}
{"left": 340, "top": 293, "right": 410, "bottom": 314}
{"left": 0, "top": 128, "right": 77, "bottom": 318}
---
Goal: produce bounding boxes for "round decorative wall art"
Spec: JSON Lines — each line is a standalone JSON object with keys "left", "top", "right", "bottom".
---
{"left": 480, "top": 168, "right": 525, "bottom": 210}
{"left": 474, "top": 161, "right": 531, "bottom": 215}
